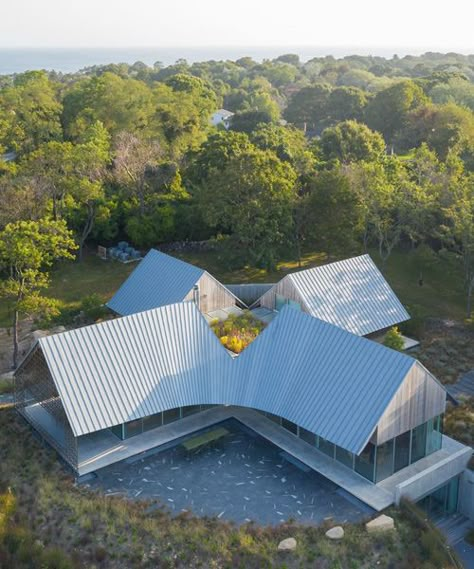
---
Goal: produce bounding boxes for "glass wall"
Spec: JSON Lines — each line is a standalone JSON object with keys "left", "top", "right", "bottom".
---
{"left": 418, "top": 476, "right": 459, "bottom": 518}
{"left": 109, "top": 405, "right": 215, "bottom": 440}
{"left": 375, "top": 439, "right": 394, "bottom": 483}
{"left": 411, "top": 422, "right": 428, "bottom": 463}
{"left": 355, "top": 443, "right": 376, "bottom": 482}
{"left": 394, "top": 431, "right": 411, "bottom": 472}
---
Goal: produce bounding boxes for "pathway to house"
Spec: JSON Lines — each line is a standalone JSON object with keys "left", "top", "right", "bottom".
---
{"left": 436, "top": 515, "right": 474, "bottom": 569}
{"left": 83, "top": 418, "right": 374, "bottom": 526}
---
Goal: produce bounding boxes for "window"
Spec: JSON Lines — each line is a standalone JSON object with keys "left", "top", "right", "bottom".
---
{"left": 182, "top": 405, "right": 201, "bottom": 418}
{"left": 298, "top": 427, "right": 315, "bottom": 446}
{"left": 143, "top": 413, "right": 162, "bottom": 432}
{"left": 124, "top": 419, "right": 143, "bottom": 438}
{"left": 276, "top": 294, "right": 287, "bottom": 311}
{"left": 163, "top": 408, "right": 181, "bottom": 425}
{"left": 426, "top": 415, "right": 443, "bottom": 455}
{"left": 110, "top": 423, "right": 124, "bottom": 440}
{"left": 281, "top": 418, "right": 298, "bottom": 435}
{"left": 375, "top": 439, "right": 394, "bottom": 482}
{"left": 318, "top": 437, "right": 335, "bottom": 459}
{"left": 394, "top": 430, "right": 411, "bottom": 472}
{"left": 355, "top": 443, "right": 376, "bottom": 482}
{"left": 411, "top": 422, "right": 427, "bottom": 463}
{"left": 335, "top": 445, "right": 354, "bottom": 469}
{"left": 266, "top": 412, "right": 281, "bottom": 425}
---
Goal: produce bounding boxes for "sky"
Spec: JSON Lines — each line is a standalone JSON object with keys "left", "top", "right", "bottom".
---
{"left": 2, "top": 0, "right": 474, "bottom": 52}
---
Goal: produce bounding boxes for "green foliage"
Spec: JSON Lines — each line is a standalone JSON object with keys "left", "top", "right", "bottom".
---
{"left": 0, "top": 218, "right": 77, "bottom": 366}
{"left": 365, "top": 80, "right": 429, "bottom": 144}
{"left": 196, "top": 147, "right": 298, "bottom": 269}
{"left": 80, "top": 293, "right": 107, "bottom": 322}
{"left": 319, "top": 120, "right": 386, "bottom": 163}
{"left": 383, "top": 327, "right": 405, "bottom": 351}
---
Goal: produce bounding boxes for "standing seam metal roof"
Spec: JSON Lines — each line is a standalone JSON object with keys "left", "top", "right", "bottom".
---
{"left": 36, "top": 302, "right": 426, "bottom": 455}
{"left": 286, "top": 254, "right": 410, "bottom": 336}
{"left": 106, "top": 249, "right": 205, "bottom": 316}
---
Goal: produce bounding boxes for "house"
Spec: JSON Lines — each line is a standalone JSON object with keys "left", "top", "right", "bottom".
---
{"left": 257, "top": 254, "right": 410, "bottom": 337}
{"left": 210, "top": 109, "right": 234, "bottom": 130}
{"left": 107, "top": 248, "right": 243, "bottom": 316}
{"left": 14, "top": 301, "right": 472, "bottom": 515}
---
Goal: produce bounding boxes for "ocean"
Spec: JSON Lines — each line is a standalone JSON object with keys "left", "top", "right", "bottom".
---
{"left": 0, "top": 46, "right": 440, "bottom": 75}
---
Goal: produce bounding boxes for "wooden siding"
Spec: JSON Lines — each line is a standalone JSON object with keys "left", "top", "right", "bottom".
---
{"left": 258, "top": 276, "right": 308, "bottom": 312}
{"left": 374, "top": 362, "right": 447, "bottom": 445}
{"left": 184, "top": 272, "right": 237, "bottom": 313}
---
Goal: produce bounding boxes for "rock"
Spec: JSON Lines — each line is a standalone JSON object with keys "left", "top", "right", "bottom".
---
{"left": 325, "top": 526, "right": 344, "bottom": 540}
{"left": 31, "top": 330, "right": 48, "bottom": 342}
{"left": 366, "top": 514, "right": 395, "bottom": 533}
{"left": 50, "top": 326, "right": 66, "bottom": 335}
{"left": 277, "top": 537, "right": 297, "bottom": 551}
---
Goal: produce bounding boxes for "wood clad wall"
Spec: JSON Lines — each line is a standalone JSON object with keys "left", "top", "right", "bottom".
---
{"left": 184, "top": 272, "right": 237, "bottom": 314}
{"left": 259, "top": 276, "right": 308, "bottom": 312}
{"left": 374, "top": 362, "right": 447, "bottom": 446}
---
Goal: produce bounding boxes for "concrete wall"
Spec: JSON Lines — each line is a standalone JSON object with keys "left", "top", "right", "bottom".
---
{"left": 459, "top": 468, "right": 474, "bottom": 520}
{"left": 394, "top": 444, "right": 472, "bottom": 505}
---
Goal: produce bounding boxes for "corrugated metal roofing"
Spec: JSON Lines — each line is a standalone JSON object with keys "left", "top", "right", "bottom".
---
{"left": 37, "top": 302, "right": 423, "bottom": 455}
{"left": 287, "top": 254, "right": 410, "bottom": 336}
{"left": 106, "top": 249, "right": 204, "bottom": 316}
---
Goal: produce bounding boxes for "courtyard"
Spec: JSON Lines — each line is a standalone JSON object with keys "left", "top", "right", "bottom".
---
{"left": 82, "top": 419, "right": 374, "bottom": 526}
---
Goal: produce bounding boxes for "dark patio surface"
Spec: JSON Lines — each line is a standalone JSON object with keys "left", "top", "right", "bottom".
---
{"left": 83, "top": 419, "right": 374, "bottom": 525}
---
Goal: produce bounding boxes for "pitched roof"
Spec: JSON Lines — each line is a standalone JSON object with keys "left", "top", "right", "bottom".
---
{"left": 286, "top": 254, "right": 409, "bottom": 336}
{"left": 107, "top": 249, "right": 205, "bottom": 316}
{"left": 34, "top": 302, "right": 430, "bottom": 455}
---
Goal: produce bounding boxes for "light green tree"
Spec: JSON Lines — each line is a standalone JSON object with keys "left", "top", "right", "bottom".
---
{"left": 383, "top": 327, "right": 405, "bottom": 351}
{"left": 0, "top": 219, "right": 77, "bottom": 367}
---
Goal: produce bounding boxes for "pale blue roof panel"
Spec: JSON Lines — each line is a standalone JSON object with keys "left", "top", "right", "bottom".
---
{"left": 107, "top": 249, "right": 204, "bottom": 316}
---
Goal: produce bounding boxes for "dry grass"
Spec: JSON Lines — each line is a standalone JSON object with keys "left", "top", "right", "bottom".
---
{"left": 0, "top": 408, "right": 460, "bottom": 569}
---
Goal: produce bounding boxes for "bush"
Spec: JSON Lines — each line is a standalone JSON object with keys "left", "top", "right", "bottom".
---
{"left": 212, "top": 311, "right": 266, "bottom": 354}
{"left": 80, "top": 294, "right": 107, "bottom": 322}
{"left": 0, "top": 378, "right": 13, "bottom": 395}
{"left": 383, "top": 327, "right": 405, "bottom": 351}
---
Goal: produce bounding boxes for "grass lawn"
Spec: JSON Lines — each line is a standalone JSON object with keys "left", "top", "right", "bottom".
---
{"left": 0, "top": 245, "right": 467, "bottom": 329}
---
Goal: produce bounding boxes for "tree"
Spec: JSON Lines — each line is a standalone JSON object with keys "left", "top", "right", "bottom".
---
{"left": 347, "top": 160, "right": 402, "bottom": 265}
{"left": 365, "top": 80, "right": 428, "bottom": 144}
{"left": 0, "top": 219, "right": 77, "bottom": 368}
{"left": 62, "top": 72, "right": 155, "bottom": 139}
{"left": 443, "top": 174, "right": 474, "bottom": 317}
{"left": 383, "top": 327, "right": 405, "bottom": 351}
{"left": 326, "top": 86, "right": 368, "bottom": 124}
{"left": 0, "top": 71, "right": 62, "bottom": 154}
{"left": 229, "top": 110, "right": 273, "bottom": 133}
{"left": 196, "top": 148, "right": 298, "bottom": 268}
{"left": 319, "top": 120, "right": 386, "bottom": 164}
{"left": 284, "top": 84, "right": 332, "bottom": 132}
{"left": 302, "top": 169, "right": 363, "bottom": 254}
{"left": 250, "top": 123, "right": 316, "bottom": 175}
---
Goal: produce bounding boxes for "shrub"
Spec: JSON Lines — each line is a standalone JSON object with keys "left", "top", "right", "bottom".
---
{"left": 81, "top": 294, "right": 107, "bottom": 322}
{"left": 212, "top": 311, "right": 266, "bottom": 354}
{"left": 383, "top": 327, "right": 405, "bottom": 351}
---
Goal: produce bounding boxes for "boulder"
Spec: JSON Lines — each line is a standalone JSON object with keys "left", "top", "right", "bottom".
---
{"left": 50, "top": 326, "right": 66, "bottom": 335}
{"left": 277, "top": 537, "right": 297, "bottom": 551}
{"left": 366, "top": 514, "right": 395, "bottom": 533}
{"left": 31, "top": 330, "right": 48, "bottom": 343}
{"left": 325, "top": 526, "right": 344, "bottom": 540}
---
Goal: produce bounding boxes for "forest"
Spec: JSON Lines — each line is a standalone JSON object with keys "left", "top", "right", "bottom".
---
{"left": 1, "top": 51, "right": 474, "bottom": 332}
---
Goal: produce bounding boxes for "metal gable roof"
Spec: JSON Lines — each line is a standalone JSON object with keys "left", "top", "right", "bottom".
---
{"left": 38, "top": 302, "right": 234, "bottom": 437}
{"left": 35, "top": 302, "right": 424, "bottom": 455}
{"left": 288, "top": 254, "right": 410, "bottom": 336}
{"left": 106, "top": 249, "right": 204, "bottom": 316}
